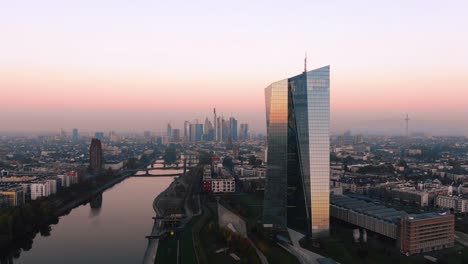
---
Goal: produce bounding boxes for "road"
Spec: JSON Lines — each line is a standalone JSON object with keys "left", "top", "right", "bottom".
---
{"left": 455, "top": 231, "right": 468, "bottom": 247}
{"left": 282, "top": 228, "right": 328, "bottom": 264}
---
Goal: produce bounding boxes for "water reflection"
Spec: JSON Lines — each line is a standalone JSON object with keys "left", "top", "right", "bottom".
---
{"left": 89, "top": 193, "right": 103, "bottom": 217}
{"left": 4, "top": 176, "right": 173, "bottom": 264}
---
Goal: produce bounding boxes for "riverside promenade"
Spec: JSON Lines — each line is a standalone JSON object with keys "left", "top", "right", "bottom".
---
{"left": 143, "top": 166, "right": 201, "bottom": 264}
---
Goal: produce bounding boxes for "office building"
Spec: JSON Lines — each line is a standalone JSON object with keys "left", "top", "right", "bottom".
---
{"left": 229, "top": 117, "right": 238, "bottom": 141}
{"left": 213, "top": 108, "right": 218, "bottom": 141}
{"left": 95, "top": 132, "right": 104, "bottom": 140}
{"left": 184, "top": 121, "right": 191, "bottom": 142}
{"left": 239, "top": 123, "right": 249, "bottom": 141}
{"left": 0, "top": 186, "right": 24, "bottom": 207}
{"left": 400, "top": 213, "right": 454, "bottom": 255}
{"left": 330, "top": 194, "right": 455, "bottom": 255}
{"left": 196, "top": 124, "right": 203, "bottom": 141}
{"left": 166, "top": 123, "right": 172, "bottom": 141}
{"left": 436, "top": 195, "right": 468, "bottom": 213}
{"left": 72, "top": 128, "right": 79, "bottom": 141}
{"left": 144, "top": 130, "right": 151, "bottom": 142}
{"left": 31, "top": 181, "right": 51, "bottom": 200}
{"left": 31, "top": 182, "right": 51, "bottom": 200}
{"left": 216, "top": 116, "right": 223, "bottom": 142}
{"left": 263, "top": 66, "right": 330, "bottom": 237}
{"left": 172, "top": 129, "right": 181, "bottom": 142}
{"left": 89, "top": 138, "right": 103, "bottom": 173}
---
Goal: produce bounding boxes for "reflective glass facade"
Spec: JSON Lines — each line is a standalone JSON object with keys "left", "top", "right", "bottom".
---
{"left": 263, "top": 66, "right": 330, "bottom": 237}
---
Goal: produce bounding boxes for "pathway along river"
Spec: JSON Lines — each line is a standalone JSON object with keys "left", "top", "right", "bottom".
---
{"left": 10, "top": 162, "right": 183, "bottom": 264}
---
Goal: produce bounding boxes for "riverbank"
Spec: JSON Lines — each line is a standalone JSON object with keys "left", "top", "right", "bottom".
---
{"left": 0, "top": 158, "right": 155, "bottom": 256}
{"left": 144, "top": 165, "right": 202, "bottom": 264}
{"left": 54, "top": 171, "right": 132, "bottom": 216}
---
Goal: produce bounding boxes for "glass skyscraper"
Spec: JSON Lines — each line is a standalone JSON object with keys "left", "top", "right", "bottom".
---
{"left": 263, "top": 66, "right": 330, "bottom": 237}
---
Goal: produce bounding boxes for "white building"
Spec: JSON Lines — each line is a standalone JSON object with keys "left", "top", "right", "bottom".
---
{"left": 31, "top": 182, "right": 51, "bottom": 200}
{"left": 47, "top": 179, "right": 57, "bottom": 194}
{"left": 436, "top": 195, "right": 468, "bottom": 213}
{"left": 212, "top": 178, "right": 235, "bottom": 193}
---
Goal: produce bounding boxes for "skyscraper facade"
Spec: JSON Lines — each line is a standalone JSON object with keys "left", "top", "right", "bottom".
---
{"left": 172, "top": 129, "right": 181, "bottom": 142}
{"left": 184, "top": 121, "right": 190, "bottom": 142}
{"left": 166, "top": 123, "right": 172, "bottom": 141}
{"left": 216, "top": 116, "right": 223, "bottom": 142}
{"left": 239, "top": 123, "right": 249, "bottom": 141}
{"left": 229, "top": 117, "right": 238, "bottom": 141}
{"left": 72, "top": 128, "right": 79, "bottom": 141}
{"left": 89, "top": 138, "right": 103, "bottom": 174}
{"left": 263, "top": 66, "right": 330, "bottom": 237}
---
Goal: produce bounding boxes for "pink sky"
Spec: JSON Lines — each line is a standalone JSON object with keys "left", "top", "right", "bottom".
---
{"left": 1, "top": 1, "right": 467, "bottom": 135}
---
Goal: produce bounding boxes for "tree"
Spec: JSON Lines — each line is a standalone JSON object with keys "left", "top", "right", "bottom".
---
{"left": 164, "top": 147, "right": 177, "bottom": 165}
{"left": 199, "top": 151, "right": 213, "bottom": 165}
{"left": 223, "top": 157, "right": 234, "bottom": 170}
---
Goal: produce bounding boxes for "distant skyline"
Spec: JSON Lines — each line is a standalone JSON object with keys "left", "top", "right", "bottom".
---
{"left": 1, "top": 1, "right": 467, "bottom": 135}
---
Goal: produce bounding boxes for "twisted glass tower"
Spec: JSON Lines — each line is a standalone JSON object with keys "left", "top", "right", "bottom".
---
{"left": 263, "top": 66, "right": 330, "bottom": 237}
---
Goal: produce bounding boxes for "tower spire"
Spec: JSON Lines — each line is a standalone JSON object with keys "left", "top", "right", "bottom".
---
{"left": 304, "top": 51, "right": 307, "bottom": 73}
{"left": 405, "top": 114, "right": 410, "bottom": 138}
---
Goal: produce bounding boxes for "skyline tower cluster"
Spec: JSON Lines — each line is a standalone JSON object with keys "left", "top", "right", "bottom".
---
{"left": 164, "top": 109, "right": 250, "bottom": 143}
{"left": 263, "top": 65, "right": 331, "bottom": 237}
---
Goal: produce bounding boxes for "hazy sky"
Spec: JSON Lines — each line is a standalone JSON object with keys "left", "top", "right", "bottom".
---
{"left": 1, "top": 0, "right": 467, "bottom": 135}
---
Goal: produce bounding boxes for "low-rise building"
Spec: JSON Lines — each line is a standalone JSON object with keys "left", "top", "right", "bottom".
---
{"left": 436, "top": 195, "right": 468, "bottom": 213}
{"left": 31, "top": 181, "right": 51, "bottom": 200}
{"left": 400, "top": 213, "right": 454, "bottom": 255}
{"left": 211, "top": 178, "right": 235, "bottom": 193}
{"left": 0, "top": 186, "right": 25, "bottom": 207}
{"left": 330, "top": 194, "right": 455, "bottom": 256}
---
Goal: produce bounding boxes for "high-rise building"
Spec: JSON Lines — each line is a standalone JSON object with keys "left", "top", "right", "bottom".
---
{"left": 222, "top": 118, "right": 229, "bottom": 142}
{"left": 239, "top": 123, "right": 249, "bottom": 141}
{"left": 216, "top": 116, "right": 223, "bottom": 142}
{"left": 213, "top": 108, "right": 218, "bottom": 141}
{"left": 60, "top": 128, "right": 67, "bottom": 140}
{"left": 166, "top": 123, "right": 172, "bottom": 141}
{"left": 184, "top": 121, "right": 191, "bottom": 142}
{"left": 144, "top": 130, "right": 151, "bottom": 142}
{"left": 72, "top": 128, "right": 79, "bottom": 141}
{"left": 229, "top": 117, "right": 238, "bottom": 141}
{"left": 95, "top": 132, "right": 104, "bottom": 140}
{"left": 196, "top": 123, "right": 204, "bottom": 141}
{"left": 189, "top": 123, "right": 196, "bottom": 142}
{"left": 89, "top": 138, "right": 103, "bottom": 174}
{"left": 109, "top": 131, "right": 119, "bottom": 142}
{"left": 263, "top": 66, "right": 330, "bottom": 237}
{"left": 172, "top": 129, "right": 181, "bottom": 142}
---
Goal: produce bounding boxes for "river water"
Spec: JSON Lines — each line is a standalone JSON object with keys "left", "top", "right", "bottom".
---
{"left": 12, "top": 164, "right": 182, "bottom": 264}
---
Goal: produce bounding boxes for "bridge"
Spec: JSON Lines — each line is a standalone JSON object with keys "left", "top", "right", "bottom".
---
{"left": 124, "top": 163, "right": 197, "bottom": 177}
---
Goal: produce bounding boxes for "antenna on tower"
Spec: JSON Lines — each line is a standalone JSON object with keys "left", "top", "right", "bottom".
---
{"left": 303, "top": 51, "right": 307, "bottom": 73}
{"left": 405, "top": 114, "right": 410, "bottom": 138}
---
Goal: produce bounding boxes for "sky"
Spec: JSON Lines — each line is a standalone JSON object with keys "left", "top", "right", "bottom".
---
{"left": 1, "top": 0, "right": 467, "bottom": 135}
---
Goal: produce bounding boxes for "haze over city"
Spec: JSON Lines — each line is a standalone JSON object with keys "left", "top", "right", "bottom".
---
{"left": 1, "top": 0, "right": 467, "bottom": 135}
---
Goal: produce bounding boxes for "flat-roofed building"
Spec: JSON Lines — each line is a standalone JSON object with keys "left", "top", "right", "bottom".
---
{"left": 400, "top": 213, "right": 455, "bottom": 255}
{"left": 0, "top": 186, "right": 24, "bottom": 207}
{"left": 31, "top": 181, "right": 51, "bottom": 200}
{"left": 331, "top": 194, "right": 455, "bottom": 255}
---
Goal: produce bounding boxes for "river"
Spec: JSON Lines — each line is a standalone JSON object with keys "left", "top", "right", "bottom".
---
{"left": 11, "top": 164, "right": 182, "bottom": 264}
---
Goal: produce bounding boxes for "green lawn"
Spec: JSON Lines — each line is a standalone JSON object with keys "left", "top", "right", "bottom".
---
{"left": 193, "top": 202, "right": 262, "bottom": 264}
